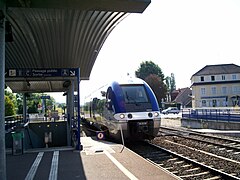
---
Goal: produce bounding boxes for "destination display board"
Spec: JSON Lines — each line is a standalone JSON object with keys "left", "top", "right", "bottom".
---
{"left": 6, "top": 68, "right": 78, "bottom": 77}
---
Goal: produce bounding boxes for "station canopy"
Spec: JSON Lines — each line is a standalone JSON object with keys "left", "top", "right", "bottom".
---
{"left": 4, "top": 0, "right": 150, "bottom": 93}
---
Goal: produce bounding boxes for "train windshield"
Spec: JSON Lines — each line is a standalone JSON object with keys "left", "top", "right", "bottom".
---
{"left": 121, "top": 85, "right": 149, "bottom": 103}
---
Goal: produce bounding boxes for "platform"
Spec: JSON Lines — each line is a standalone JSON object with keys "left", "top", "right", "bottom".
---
{"left": 6, "top": 136, "right": 178, "bottom": 180}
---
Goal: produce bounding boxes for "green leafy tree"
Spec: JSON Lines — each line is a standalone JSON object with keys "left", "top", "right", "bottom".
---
{"left": 5, "top": 88, "right": 17, "bottom": 115}
{"left": 57, "top": 103, "right": 66, "bottom": 114}
{"left": 135, "top": 61, "right": 164, "bottom": 81}
{"left": 46, "top": 96, "right": 55, "bottom": 111}
{"left": 165, "top": 73, "right": 176, "bottom": 93}
{"left": 145, "top": 74, "right": 167, "bottom": 106}
{"left": 16, "top": 93, "right": 24, "bottom": 114}
{"left": 135, "top": 61, "right": 167, "bottom": 106}
{"left": 16, "top": 93, "right": 56, "bottom": 114}
{"left": 57, "top": 103, "right": 66, "bottom": 109}
{"left": 25, "top": 93, "right": 40, "bottom": 113}
{"left": 170, "top": 73, "right": 176, "bottom": 91}
{"left": 97, "top": 99, "right": 105, "bottom": 114}
{"left": 5, "top": 96, "right": 15, "bottom": 116}
{"left": 165, "top": 76, "right": 171, "bottom": 92}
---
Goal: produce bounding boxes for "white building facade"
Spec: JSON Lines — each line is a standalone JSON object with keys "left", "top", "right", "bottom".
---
{"left": 191, "top": 64, "right": 240, "bottom": 108}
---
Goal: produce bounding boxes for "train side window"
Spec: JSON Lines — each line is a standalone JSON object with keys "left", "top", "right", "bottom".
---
{"left": 106, "top": 88, "right": 113, "bottom": 111}
{"left": 106, "top": 99, "right": 113, "bottom": 110}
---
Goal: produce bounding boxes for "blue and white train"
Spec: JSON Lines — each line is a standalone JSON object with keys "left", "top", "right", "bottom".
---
{"left": 83, "top": 77, "right": 161, "bottom": 142}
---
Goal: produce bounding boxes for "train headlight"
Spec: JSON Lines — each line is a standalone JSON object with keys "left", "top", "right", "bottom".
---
{"left": 154, "top": 112, "right": 159, "bottom": 117}
{"left": 127, "top": 114, "right": 132, "bottom": 119}
{"left": 119, "top": 114, "right": 125, "bottom": 119}
{"left": 148, "top": 113, "right": 153, "bottom": 117}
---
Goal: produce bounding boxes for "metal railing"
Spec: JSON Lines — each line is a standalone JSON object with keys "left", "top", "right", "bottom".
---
{"left": 5, "top": 114, "right": 25, "bottom": 131}
{"left": 182, "top": 108, "right": 240, "bottom": 122}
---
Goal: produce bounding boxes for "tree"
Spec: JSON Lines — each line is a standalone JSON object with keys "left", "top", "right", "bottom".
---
{"left": 16, "top": 93, "right": 23, "bottom": 114}
{"left": 135, "top": 61, "right": 167, "bottom": 107}
{"left": 5, "top": 89, "right": 17, "bottom": 111}
{"left": 15, "top": 93, "right": 56, "bottom": 114}
{"left": 145, "top": 74, "right": 167, "bottom": 106}
{"left": 5, "top": 96, "right": 15, "bottom": 116}
{"left": 24, "top": 93, "right": 41, "bottom": 113}
{"left": 5, "top": 88, "right": 17, "bottom": 115}
{"left": 97, "top": 99, "right": 105, "bottom": 114}
{"left": 135, "top": 61, "right": 164, "bottom": 81}
{"left": 170, "top": 73, "right": 176, "bottom": 91}
{"left": 165, "top": 73, "right": 176, "bottom": 93}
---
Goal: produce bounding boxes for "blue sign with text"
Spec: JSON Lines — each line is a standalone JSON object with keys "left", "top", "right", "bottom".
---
{"left": 6, "top": 68, "right": 78, "bottom": 77}
{"left": 41, "top": 95, "right": 50, "bottom": 99}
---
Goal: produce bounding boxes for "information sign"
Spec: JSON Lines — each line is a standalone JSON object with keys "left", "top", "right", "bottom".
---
{"left": 41, "top": 95, "right": 50, "bottom": 99}
{"left": 6, "top": 68, "right": 78, "bottom": 77}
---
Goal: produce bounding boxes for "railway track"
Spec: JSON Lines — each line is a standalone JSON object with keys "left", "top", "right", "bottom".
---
{"left": 158, "top": 126, "right": 240, "bottom": 162}
{"left": 159, "top": 126, "right": 240, "bottom": 147}
{"left": 127, "top": 141, "right": 239, "bottom": 180}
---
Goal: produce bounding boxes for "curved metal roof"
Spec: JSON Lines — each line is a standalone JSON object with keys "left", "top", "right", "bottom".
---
{"left": 6, "top": 9, "right": 127, "bottom": 79}
{"left": 5, "top": 0, "right": 150, "bottom": 93}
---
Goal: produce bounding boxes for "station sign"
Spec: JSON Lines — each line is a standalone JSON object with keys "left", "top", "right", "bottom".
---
{"left": 41, "top": 95, "right": 50, "bottom": 99}
{"left": 6, "top": 68, "right": 78, "bottom": 77}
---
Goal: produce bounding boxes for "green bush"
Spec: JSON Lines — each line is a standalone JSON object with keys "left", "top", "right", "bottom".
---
{"left": 5, "top": 96, "right": 15, "bottom": 116}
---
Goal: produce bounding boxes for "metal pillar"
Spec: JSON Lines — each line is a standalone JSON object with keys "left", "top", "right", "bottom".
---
{"left": 67, "top": 81, "right": 74, "bottom": 146}
{"left": 23, "top": 93, "right": 27, "bottom": 122}
{"left": 65, "top": 92, "right": 70, "bottom": 146}
{"left": 76, "top": 68, "right": 82, "bottom": 150}
{"left": 41, "top": 94, "right": 46, "bottom": 120}
{"left": 0, "top": 4, "right": 6, "bottom": 180}
{"left": 69, "top": 80, "right": 74, "bottom": 123}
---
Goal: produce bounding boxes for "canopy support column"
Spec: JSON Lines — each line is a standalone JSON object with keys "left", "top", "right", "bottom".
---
{"left": 76, "top": 68, "right": 82, "bottom": 150}
{"left": 23, "top": 93, "right": 27, "bottom": 122}
{"left": 0, "top": 5, "right": 6, "bottom": 180}
{"left": 67, "top": 80, "right": 74, "bottom": 146}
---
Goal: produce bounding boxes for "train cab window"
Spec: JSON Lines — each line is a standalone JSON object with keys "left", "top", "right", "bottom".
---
{"left": 122, "top": 85, "right": 149, "bottom": 103}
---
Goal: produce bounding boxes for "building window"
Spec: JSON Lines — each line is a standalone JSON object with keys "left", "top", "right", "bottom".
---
{"left": 223, "top": 99, "right": 228, "bottom": 107}
{"left": 232, "top": 74, "right": 237, "bottom": 80}
{"left": 200, "top": 88, "right": 206, "bottom": 95}
{"left": 212, "top": 99, "right": 217, "bottom": 107}
{"left": 222, "top": 87, "right": 227, "bottom": 94}
{"left": 211, "top": 87, "right": 217, "bottom": 95}
{"left": 211, "top": 76, "right": 215, "bottom": 81}
{"left": 200, "top": 76, "right": 204, "bottom": 81}
{"left": 232, "top": 86, "right": 240, "bottom": 93}
{"left": 202, "top": 100, "right": 206, "bottom": 107}
{"left": 222, "top": 75, "right": 225, "bottom": 80}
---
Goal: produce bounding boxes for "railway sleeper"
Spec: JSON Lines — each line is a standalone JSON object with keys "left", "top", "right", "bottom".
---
{"left": 185, "top": 167, "right": 201, "bottom": 172}
{"left": 204, "top": 176, "right": 222, "bottom": 180}
{"left": 181, "top": 164, "right": 192, "bottom": 168}
{"left": 167, "top": 158, "right": 179, "bottom": 162}
{"left": 179, "top": 171, "right": 210, "bottom": 178}
{"left": 164, "top": 167, "right": 174, "bottom": 170}
{"left": 174, "top": 161, "right": 185, "bottom": 164}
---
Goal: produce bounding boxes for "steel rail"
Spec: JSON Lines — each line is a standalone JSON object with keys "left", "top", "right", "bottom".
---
{"left": 159, "top": 126, "right": 240, "bottom": 144}
{"left": 159, "top": 127, "right": 240, "bottom": 151}
{"left": 148, "top": 142, "right": 240, "bottom": 180}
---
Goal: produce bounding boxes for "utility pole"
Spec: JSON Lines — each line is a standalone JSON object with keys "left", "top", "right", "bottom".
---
{"left": 0, "top": 1, "right": 6, "bottom": 179}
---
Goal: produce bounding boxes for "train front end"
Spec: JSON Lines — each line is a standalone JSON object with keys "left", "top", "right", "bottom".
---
{"left": 107, "top": 78, "right": 161, "bottom": 141}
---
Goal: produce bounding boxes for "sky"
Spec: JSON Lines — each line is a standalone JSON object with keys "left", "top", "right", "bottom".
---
{"left": 50, "top": 0, "right": 240, "bottom": 104}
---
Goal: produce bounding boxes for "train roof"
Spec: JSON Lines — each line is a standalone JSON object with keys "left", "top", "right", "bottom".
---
{"left": 113, "top": 77, "right": 145, "bottom": 85}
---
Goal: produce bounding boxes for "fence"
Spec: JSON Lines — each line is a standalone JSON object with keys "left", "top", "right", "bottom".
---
{"left": 182, "top": 108, "right": 240, "bottom": 122}
{"left": 5, "top": 114, "right": 25, "bottom": 131}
